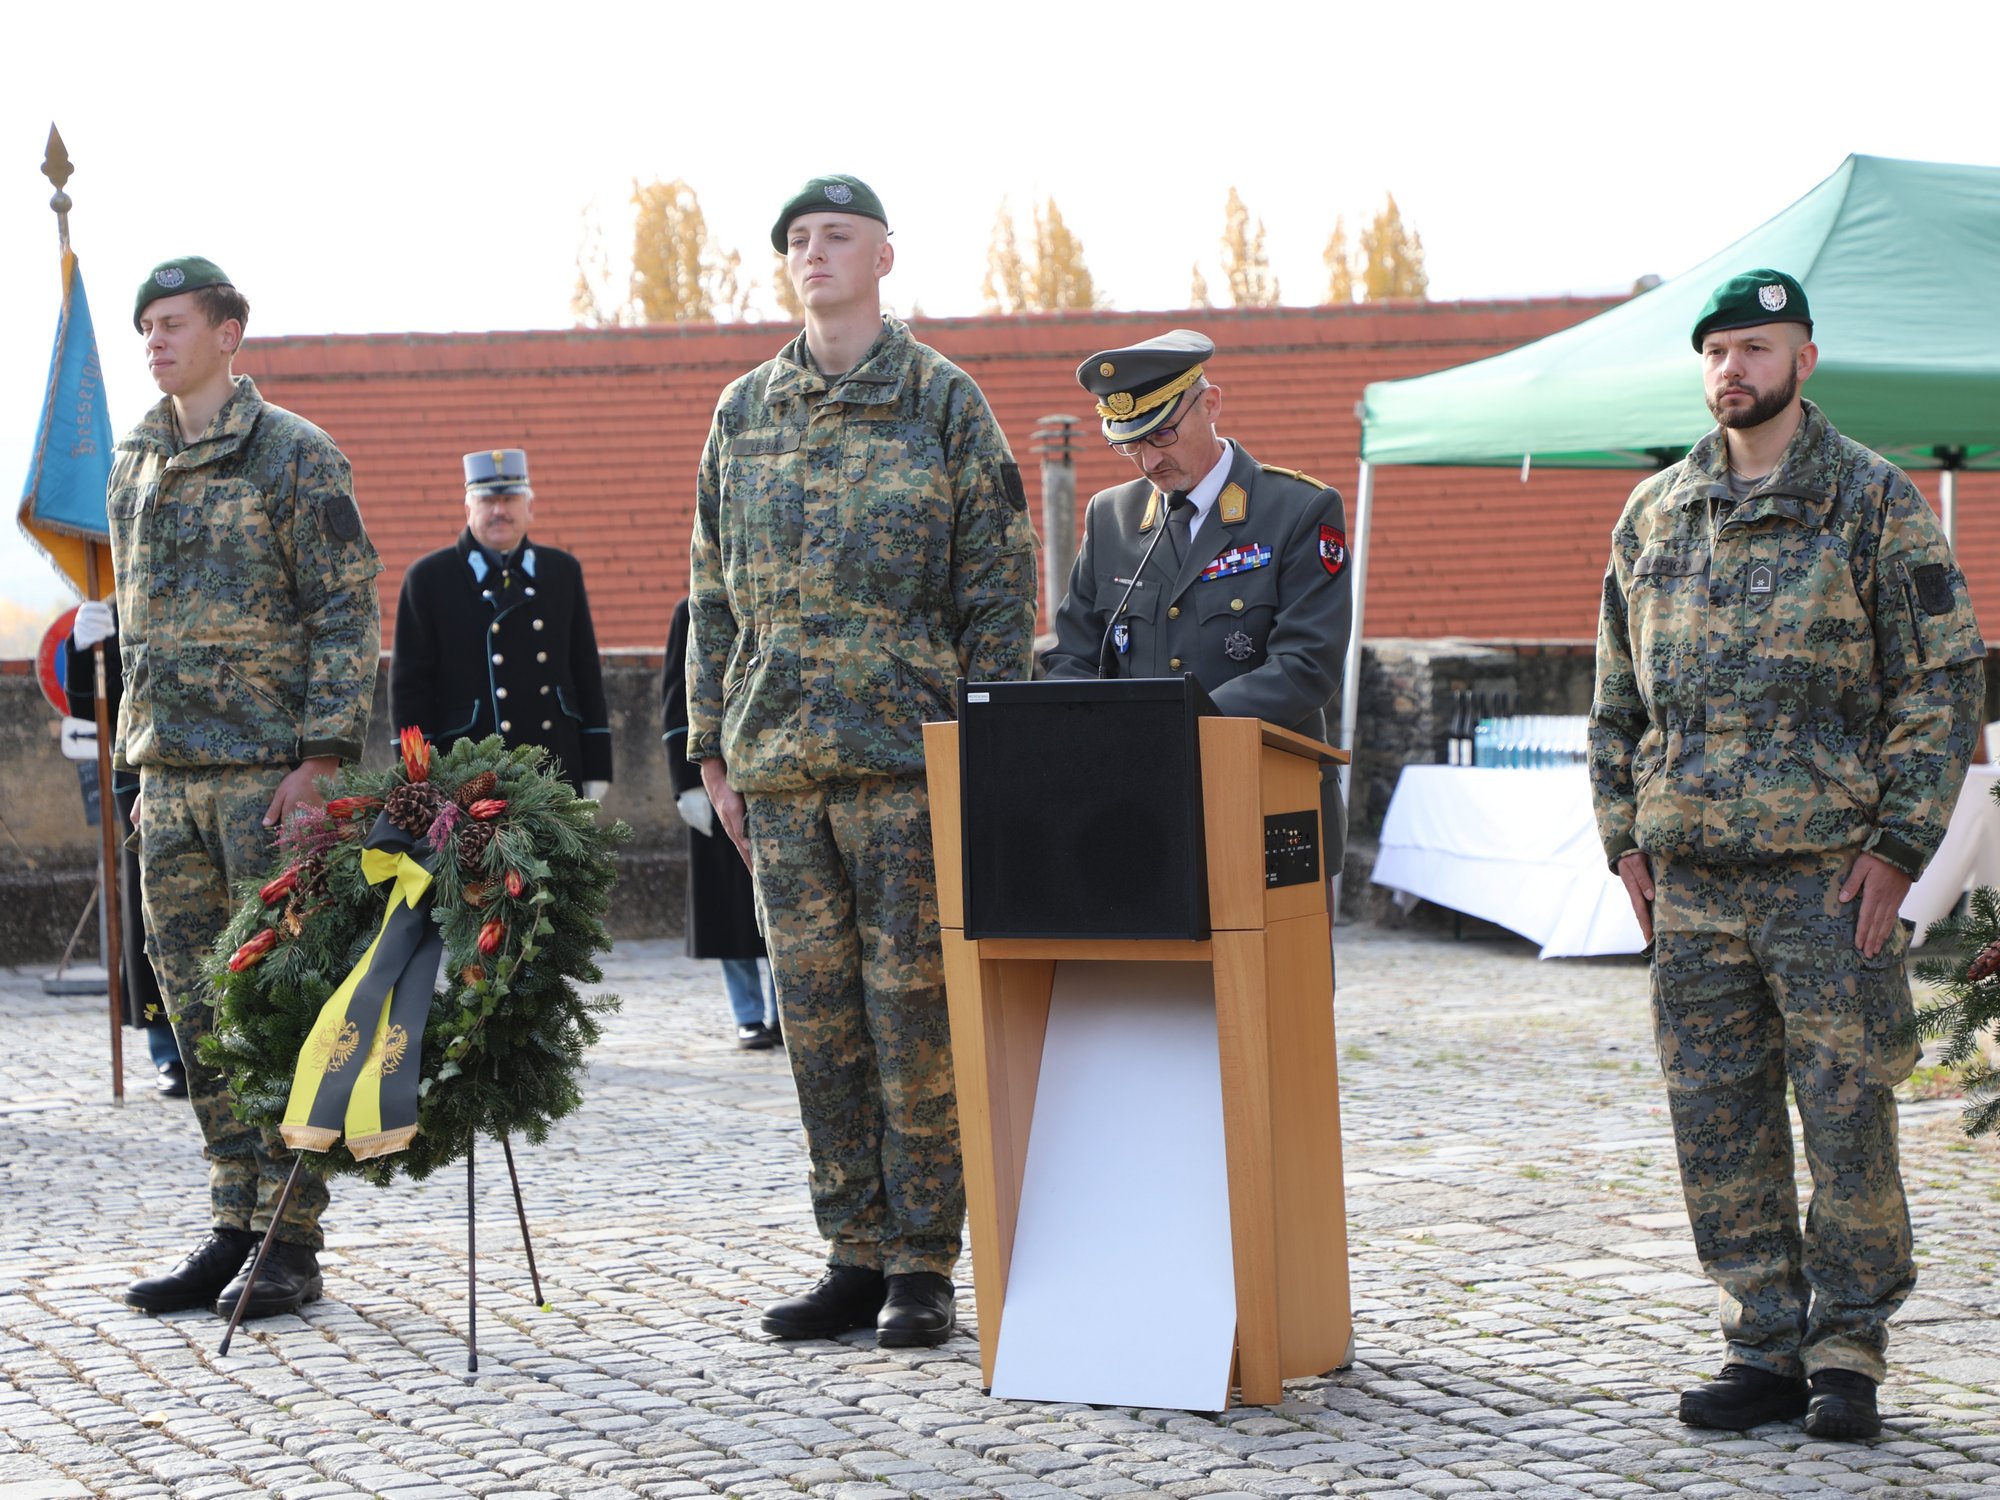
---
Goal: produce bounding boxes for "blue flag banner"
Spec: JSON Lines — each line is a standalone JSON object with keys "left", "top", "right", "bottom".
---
{"left": 18, "top": 249, "right": 116, "bottom": 597}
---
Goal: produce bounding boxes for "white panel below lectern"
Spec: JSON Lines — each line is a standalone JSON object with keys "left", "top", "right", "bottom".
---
{"left": 990, "top": 960, "right": 1236, "bottom": 1409}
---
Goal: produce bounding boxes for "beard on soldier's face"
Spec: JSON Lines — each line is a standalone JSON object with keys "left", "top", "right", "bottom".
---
{"left": 1708, "top": 364, "right": 1799, "bottom": 430}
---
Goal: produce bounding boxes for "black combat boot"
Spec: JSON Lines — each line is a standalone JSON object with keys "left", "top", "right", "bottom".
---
{"left": 1677, "top": 1364, "right": 1810, "bottom": 1429}
{"left": 125, "top": 1227, "right": 259, "bottom": 1313}
{"left": 213, "top": 1239, "right": 323, "bottom": 1319}
{"left": 877, "top": 1271, "right": 956, "bottom": 1348}
{"left": 1805, "top": 1368, "right": 1882, "bottom": 1440}
{"left": 760, "top": 1264, "right": 886, "bottom": 1338}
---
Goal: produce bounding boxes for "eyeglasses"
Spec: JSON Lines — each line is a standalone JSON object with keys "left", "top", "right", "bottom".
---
{"left": 1108, "top": 391, "right": 1200, "bottom": 456}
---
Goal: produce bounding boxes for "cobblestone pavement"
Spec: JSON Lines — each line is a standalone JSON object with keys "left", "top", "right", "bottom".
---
{"left": 3, "top": 928, "right": 1997, "bottom": 1499}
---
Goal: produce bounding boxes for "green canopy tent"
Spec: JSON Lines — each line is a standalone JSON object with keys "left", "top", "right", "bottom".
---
{"left": 1338, "top": 154, "right": 2000, "bottom": 773}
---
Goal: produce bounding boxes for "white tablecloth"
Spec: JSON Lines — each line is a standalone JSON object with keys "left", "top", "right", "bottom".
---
{"left": 1904, "top": 766, "right": 2000, "bottom": 941}
{"left": 1371, "top": 764, "right": 2000, "bottom": 959}
{"left": 1371, "top": 766, "right": 1641, "bottom": 959}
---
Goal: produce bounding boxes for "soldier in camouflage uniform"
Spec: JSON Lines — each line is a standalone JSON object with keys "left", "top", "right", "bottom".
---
{"left": 686, "top": 175, "right": 1037, "bottom": 1347}
{"left": 111, "top": 257, "right": 382, "bottom": 1322}
{"left": 1591, "top": 270, "right": 1983, "bottom": 1440}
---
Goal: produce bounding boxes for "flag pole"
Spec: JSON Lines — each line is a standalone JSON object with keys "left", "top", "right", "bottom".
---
{"left": 44, "top": 124, "right": 126, "bottom": 1103}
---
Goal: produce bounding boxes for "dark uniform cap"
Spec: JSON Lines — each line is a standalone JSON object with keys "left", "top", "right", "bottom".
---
{"left": 133, "top": 255, "right": 233, "bottom": 331}
{"left": 1076, "top": 329, "right": 1216, "bottom": 443}
{"left": 1691, "top": 268, "right": 1812, "bottom": 350}
{"left": 770, "top": 173, "right": 889, "bottom": 252}
{"left": 463, "top": 449, "right": 531, "bottom": 493}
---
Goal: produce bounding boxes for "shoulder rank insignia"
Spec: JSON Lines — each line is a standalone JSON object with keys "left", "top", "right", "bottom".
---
{"left": 1139, "top": 491, "right": 1161, "bottom": 532}
{"left": 1218, "top": 481, "right": 1247, "bottom": 524}
{"left": 1201, "top": 543, "right": 1272, "bottom": 581}
{"left": 1262, "top": 462, "right": 1330, "bottom": 489}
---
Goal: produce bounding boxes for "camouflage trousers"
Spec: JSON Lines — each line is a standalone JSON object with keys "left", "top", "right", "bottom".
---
{"left": 138, "top": 765, "right": 329, "bottom": 1248}
{"left": 743, "top": 775, "right": 962, "bottom": 1277}
{"left": 1651, "top": 849, "right": 1918, "bottom": 1383}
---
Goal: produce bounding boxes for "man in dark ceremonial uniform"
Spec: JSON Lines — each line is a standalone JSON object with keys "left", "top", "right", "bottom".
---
{"left": 1042, "top": 329, "right": 1354, "bottom": 872}
{"left": 391, "top": 449, "right": 611, "bottom": 797}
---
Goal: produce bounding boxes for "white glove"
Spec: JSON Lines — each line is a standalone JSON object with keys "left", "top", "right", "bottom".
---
{"left": 675, "top": 787, "right": 715, "bottom": 837}
{"left": 73, "top": 600, "right": 115, "bottom": 650}
{"left": 582, "top": 780, "right": 610, "bottom": 802}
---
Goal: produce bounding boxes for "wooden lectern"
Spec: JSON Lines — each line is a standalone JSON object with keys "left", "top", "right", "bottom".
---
{"left": 924, "top": 695, "right": 1352, "bottom": 1408}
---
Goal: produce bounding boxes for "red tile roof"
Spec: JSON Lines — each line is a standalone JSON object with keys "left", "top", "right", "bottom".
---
{"left": 240, "top": 303, "right": 2000, "bottom": 651}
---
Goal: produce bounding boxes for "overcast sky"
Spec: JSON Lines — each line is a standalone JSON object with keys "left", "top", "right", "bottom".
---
{"left": 4, "top": 0, "right": 1996, "bottom": 619}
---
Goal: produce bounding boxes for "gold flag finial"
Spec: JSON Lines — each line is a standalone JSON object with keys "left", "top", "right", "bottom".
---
{"left": 41, "top": 123, "right": 73, "bottom": 251}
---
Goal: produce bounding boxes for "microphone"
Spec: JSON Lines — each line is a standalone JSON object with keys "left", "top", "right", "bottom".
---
{"left": 1097, "top": 490, "right": 1191, "bottom": 679}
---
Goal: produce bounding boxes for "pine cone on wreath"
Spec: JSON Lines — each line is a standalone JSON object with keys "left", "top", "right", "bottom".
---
{"left": 1967, "top": 938, "right": 2000, "bottom": 983}
{"left": 385, "top": 781, "right": 447, "bottom": 838}
{"left": 297, "top": 856, "right": 330, "bottom": 901}
{"left": 456, "top": 818, "right": 497, "bottom": 872}
{"left": 455, "top": 770, "right": 499, "bottom": 809}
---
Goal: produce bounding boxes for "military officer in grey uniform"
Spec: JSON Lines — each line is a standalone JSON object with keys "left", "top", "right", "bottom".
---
{"left": 1043, "top": 329, "right": 1353, "bottom": 871}
{"left": 391, "top": 449, "right": 612, "bottom": 797}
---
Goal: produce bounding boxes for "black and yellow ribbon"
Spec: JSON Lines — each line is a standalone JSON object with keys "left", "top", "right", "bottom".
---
{"left": 281, "top": 815, "right": 444, "bottom": 1160}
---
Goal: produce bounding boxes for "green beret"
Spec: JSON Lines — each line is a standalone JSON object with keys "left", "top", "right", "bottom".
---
{"left": 1691, "top": 268, "right": 1811, "bottom": 351}
{"left": 133, "top": 255, "right": 233, "bottom": 331}
{"left": 1076, "top": 329, "right": 1215, "bottom": 443}
{"left": 770, "top": 174, "right": 888, "bottom": 252}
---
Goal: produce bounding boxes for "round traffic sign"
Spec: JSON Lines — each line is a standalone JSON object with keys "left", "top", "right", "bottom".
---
{"left": 36, "top": 605, "right": 80, "bottom": 715}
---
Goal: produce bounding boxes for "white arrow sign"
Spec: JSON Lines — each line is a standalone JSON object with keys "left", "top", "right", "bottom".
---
{"left": 59, "top": 717, "right": 98, "bottom": 762}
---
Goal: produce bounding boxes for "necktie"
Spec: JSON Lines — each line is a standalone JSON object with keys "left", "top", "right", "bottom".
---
{"left": 1165, "top": 491, "right": 1193, "bottom": 566}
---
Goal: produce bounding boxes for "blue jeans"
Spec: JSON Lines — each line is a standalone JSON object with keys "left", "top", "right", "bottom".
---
{"left": 722, "top": 957, "right": 773, "bottom": 1027}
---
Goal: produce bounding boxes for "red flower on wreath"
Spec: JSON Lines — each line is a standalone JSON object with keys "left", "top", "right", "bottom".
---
{"left": 325, "top": 795, "right": 381, "bottom": 821}
{"left": 259, "top": 869, "right": 298, "bottom": 905}
{"left": 477, "top": 919, "right": 505, "bottom": 957}
{"left": 400, "top": 725, "right": 432, "bottom": 782}
{"left": 228, "top": 929, "right": 279, "bottom": 972}
{"left": 468, "top": 798, "right": 507, "bottom": 821}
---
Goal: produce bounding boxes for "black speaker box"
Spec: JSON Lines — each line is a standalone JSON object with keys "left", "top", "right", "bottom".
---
{"left": 956, "top": 676, "right": 1216, "bottom": 940}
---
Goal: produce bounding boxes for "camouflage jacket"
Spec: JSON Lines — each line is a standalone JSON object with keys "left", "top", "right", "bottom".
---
{"left": 107, "top": 376, "right": 382, "bottom": 770}
{"left": 686, "top": 317, "right": 1038, "bottom": 790}
{"left": 1590, "top": 400, "right": 1983, "bottom": 878}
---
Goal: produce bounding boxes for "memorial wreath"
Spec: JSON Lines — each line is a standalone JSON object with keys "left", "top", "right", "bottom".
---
{"left": 203, "top": 729, "right": 626, "bottom": 1182}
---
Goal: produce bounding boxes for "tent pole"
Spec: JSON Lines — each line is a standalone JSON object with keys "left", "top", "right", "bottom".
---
{"left": 1338, "top": 460, "right": 1374, "bottom": 794}
{"left": 1332, "top": 459, "right": 1375, "bottom": 924}
{"left": 1940, "top": 466, "right": 1958, "bottom": 547}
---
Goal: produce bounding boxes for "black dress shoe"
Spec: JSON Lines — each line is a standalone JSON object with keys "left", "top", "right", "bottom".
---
{"left": 156, "top": 1060, "right": 188, "bottom": 1098}
{"left": 214, "top": 1239, "right": 323, "bottom": 1320}
{"left": 1677, "top": 1364, "right": 1809, "bottom": 1429}
{"left": 736, "top": 1021, "right": 779, "bottom": 1051}
{"left": 761, "top": 1264, "right": 885, "bottom": 1338}
{"left": 877, "top": 1271, "right": 955, "bottom": 1348}
{"left": 125, "top": 1228, "right": 258, "bottom": 1313}
{"left": 1805, "top": 1368, "right": 1882, "bottom": 1440}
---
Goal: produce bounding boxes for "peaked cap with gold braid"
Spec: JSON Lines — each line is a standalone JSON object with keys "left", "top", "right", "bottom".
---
{"left": 1075, "top": 328, "right": 1215, "bottom": 443}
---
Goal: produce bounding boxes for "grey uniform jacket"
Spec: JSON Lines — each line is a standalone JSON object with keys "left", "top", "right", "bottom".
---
{"left": 1042, "top": 440, "right": 1352, "bottom": 870}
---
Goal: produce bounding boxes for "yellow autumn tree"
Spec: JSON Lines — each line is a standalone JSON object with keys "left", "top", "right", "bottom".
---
{"left": 1358, "top": 192, "right": 1427, "bottom": 300}
{"left": 982, "top": 196, "right": 1100, "bottom": 312}
{"left": 1321, "top": 193, "right": 1429, "bottom": 303}
{"left": 571, "top": 207, "right": 624, "bottom": 325}
{"left": 1030, "top": 199, "right": 1096, "bottom": 310}
{"left": 1220, "top": 188, "right": 1280, "bottom": 307}
{"left": 981, "top": 199, "right": 1029, "bottom": 313}
{"left": 1190, "top": 262, "right": 1211, "bottom": 309}
{"left": 1321, "top": 216, "right": 1357, "bottom": 305}
{"left": 626, "top": 178, "right": 747, "bottom": 324}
